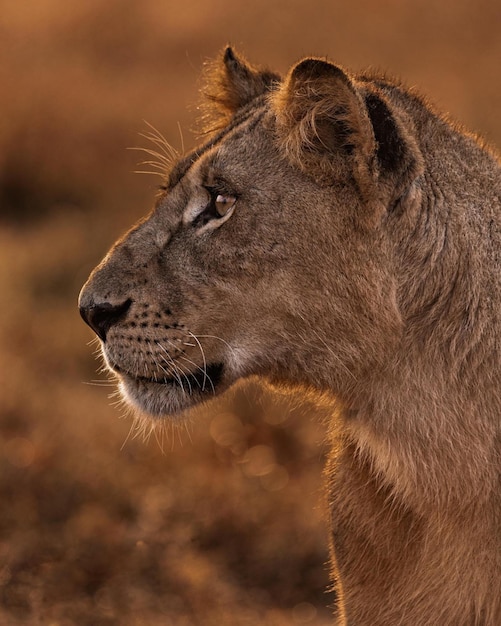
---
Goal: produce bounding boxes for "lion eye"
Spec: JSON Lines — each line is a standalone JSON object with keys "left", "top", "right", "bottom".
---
{"left": 192, "top": 186, "right": 238, "bottom": 228}
{"left": 214, "top": 194, "right": 236, "bottom": 217}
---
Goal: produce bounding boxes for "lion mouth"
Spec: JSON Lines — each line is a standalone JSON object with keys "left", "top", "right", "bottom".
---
{"left": 112, "top": 361, "right": 225, "bottom": 393}
{"left": 138, "top": 362, "right": 224, "bottom": 391}
{"left": 105, "top": 353, "right": 228, "bottom": 417}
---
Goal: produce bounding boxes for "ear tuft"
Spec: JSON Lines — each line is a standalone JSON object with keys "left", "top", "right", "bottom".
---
{"left": 199, "top": 47, "right": 280, "bottom": 134}
{"left": 223, "top": 46, "right": 237, "bottom": 64}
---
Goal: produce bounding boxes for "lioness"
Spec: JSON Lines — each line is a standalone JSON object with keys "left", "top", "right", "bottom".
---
{"left": 79, "top": 48, "right": 501, "bottom": 624}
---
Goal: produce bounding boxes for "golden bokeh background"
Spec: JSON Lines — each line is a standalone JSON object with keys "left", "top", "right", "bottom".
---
{"left": 1, "top": 1, "right": 500, "bottom": 624}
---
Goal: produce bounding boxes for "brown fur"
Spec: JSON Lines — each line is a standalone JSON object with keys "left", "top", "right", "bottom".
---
{"left": 79, "top": 48, "right": 501, "bottom": 624}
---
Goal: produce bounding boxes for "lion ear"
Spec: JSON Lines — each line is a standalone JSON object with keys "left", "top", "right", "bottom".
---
{"left": 200, "top": 47, "right": 279, "bottom": 132}
{"left": 274, "top": 58, "right": 377, "bottom": 188}
{"left": 274, "top": 58, "right": 424, "bottom": 203}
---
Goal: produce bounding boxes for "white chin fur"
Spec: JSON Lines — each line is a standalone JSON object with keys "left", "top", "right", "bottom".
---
{"left": 118, "top": 377, "right": 201, "bottom": 419}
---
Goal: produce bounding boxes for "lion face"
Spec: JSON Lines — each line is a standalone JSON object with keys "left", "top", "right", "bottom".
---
{"left": 79, "top": 49, "right": 419, "bottom": 418}
{"left": 80, "top": 116, "right": 310, "bottom": 417}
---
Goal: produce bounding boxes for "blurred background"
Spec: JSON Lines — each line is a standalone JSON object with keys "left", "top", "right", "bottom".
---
{"left": 1, "top": 1, "right": 500, "bottom": 624}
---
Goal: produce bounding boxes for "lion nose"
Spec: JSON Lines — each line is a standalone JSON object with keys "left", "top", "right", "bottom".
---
{"left": 79, "top": 298, "right": 131, "bottom": 342}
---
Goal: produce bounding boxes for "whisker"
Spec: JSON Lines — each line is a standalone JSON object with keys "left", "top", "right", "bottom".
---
{"left": 177, "top": 355, "right": 203, "bottom": 388}
{"left": 138, "top": 133, "right": 178, "bottom": 163}
{"left": 179, "top": 354, "right": 215, "bottom": 393}
{"left": 196, "top": 334, "right": 237, "bottom": 356}
{"left": 151, "top": 354, "right": 174, "bottom": 384}
{"left": 120, "top": 417, "right": 137, "bottom": 452}
{"left": 188, "top": 332, "right": 208, "bottom": 391}
{"left": 177, "top": 121, "right": 185, "bottom": 155}
{"left": 143, "top": 120, "right": 179, "bottom": 158}
{"left": 155, "top": 341, "right": 188, "bottom": 394}
{"left": 87, "top": 337, "right": 101, "bottom": 348}
{"left": 82, "top": 380, "right": 116, "bottom": 387}
{"left": 158, "top": 356, "right": 185, "bottom": 394}
{"left": 183, "top": 419, "right": 194, "bottom": 444}
{"left": 128, "top": 145, "right": 172, "bottom": 163}
{"left": 136, "top": 160, "right": 170, "bottom": 171}
{"left": 157, "top": 337, "right": 201, "bottom": 395}
{"left": 175, "top": 421, "right": 185, "bottom": 447}
{"left": 136, "top": 141, "right": 174, "bottom": 166}
{"left": 133, "top": 170, "right": 166, "bottom": 178}
{"left": 153, "top": 424, "right": 166, "bottom": 455}
{"left": 169, "top": 357, "right": 194, "bottom": 396}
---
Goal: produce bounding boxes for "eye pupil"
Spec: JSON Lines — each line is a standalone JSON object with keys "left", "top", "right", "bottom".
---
{"left": 214, "top": 194, "right": 235, "bottom": 217}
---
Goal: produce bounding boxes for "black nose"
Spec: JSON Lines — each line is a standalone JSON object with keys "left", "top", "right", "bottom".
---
{"left": 79, "top": 299, "right": 132, "bottom": 342}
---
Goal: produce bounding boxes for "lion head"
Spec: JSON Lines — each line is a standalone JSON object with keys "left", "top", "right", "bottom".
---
{"left": 79, "top": 48, "right": 423, "bottom": 419}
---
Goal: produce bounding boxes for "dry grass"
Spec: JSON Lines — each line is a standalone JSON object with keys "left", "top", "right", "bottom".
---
{"left": 1, "top": 1, "right": 500, "bottom": 624}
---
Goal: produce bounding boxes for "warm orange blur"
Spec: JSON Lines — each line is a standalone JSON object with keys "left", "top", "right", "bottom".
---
{"left": 1, "top": 1, "right": 500, "bottom": 624}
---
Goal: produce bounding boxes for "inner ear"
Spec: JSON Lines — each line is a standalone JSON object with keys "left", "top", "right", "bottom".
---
{"left": 364, "top": 93, "right": 408, "bottom": 173}
{"left": 363, "top": 91, "right": 424, "bottom": 203}
{"left": 200, "top": 47, "right": 280, "bottom": 133}
{"left": 310, "top": 116, "right": 356, "bottom": 156}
